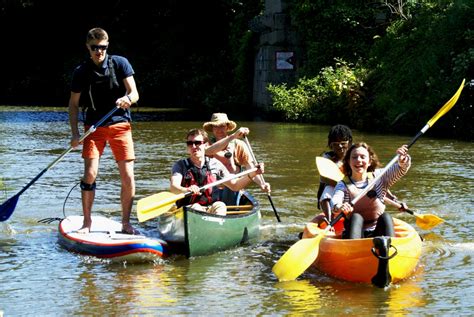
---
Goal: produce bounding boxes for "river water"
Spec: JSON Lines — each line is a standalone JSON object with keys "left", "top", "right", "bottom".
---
{"left": 0, "top": 107, "right": 473, "bottom": 316}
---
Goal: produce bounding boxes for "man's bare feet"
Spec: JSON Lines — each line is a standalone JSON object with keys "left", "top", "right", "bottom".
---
{"left": 122, "top": 223, "right": 139, "bottom": 235}
{"left": 77, "top": 219, "right": 92, "bottom": 234}
{"left": 77, "top": 226, "right": 91, "bottom": 234}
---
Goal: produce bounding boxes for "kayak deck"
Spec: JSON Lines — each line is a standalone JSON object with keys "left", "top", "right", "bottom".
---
{"left": 305, "top": 217, "right": 422, "bottom": 284}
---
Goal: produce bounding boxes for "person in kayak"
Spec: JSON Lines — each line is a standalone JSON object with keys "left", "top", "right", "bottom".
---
{"left": 170, "top": 128, "right": 264, "bottom": 215}
{"left": 314, "top": 124, "right": 353, "bottom": 224}
{"left": 312, "top": 125, "right": 400, "bottom": 224}
{"left": 331, "top": 143, "right": 411, "bottom": 239}
{"left": 203, "top": 113, "right": 270, "bottom": 205}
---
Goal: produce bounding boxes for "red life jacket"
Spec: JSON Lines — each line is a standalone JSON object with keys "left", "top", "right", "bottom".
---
{"left": 177, "top": 158, "right": 217, "bottom": 207}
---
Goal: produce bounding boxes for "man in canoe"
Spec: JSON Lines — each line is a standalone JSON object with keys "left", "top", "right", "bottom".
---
{"left": 331, "top": 143, "right": 411, "bottom": 239}
{"left": 203, "top": 113, "right": 270, "bottom": 205}
{"left": 170, "top": 128, "right": 265, "bottom": 215}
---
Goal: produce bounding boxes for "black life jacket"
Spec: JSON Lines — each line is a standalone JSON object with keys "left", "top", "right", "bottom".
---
{"left": 79, "top": 55, "right": 130, "bottom": 126}
{"left": 177, "top": 158, "right": 218, "bottom": 207}
{"left": 316, "top": 151, "right": 338, "bottom": 209}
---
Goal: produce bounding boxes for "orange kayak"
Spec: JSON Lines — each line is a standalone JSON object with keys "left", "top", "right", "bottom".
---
{"left": 303, "top": 217, "right": 422, "bottom": 286}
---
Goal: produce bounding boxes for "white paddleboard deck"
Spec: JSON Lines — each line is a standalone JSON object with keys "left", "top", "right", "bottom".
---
{"left": 58, "top": 215, "right": 168, "bottom": 262}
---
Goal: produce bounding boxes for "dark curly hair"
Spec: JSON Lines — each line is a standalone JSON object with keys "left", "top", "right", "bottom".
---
{"left": 327, "top": 124, "right": 353, "bottom": 146}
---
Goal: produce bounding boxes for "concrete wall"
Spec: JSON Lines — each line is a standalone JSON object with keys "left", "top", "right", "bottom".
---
{"left": 252, "top": 0, "right": 301, "bottom": 110}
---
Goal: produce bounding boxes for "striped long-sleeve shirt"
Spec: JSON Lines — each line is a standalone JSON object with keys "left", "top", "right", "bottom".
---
{"left": 332, "top": 156, "right": 411, "bottom": 209}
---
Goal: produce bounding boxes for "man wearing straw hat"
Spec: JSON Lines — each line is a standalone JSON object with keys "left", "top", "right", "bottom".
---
{"left": 170, "top": 128, "right": 264, "bottom": 215}
{"left": 203, "top": 113, "right": 270, "bottom": 204}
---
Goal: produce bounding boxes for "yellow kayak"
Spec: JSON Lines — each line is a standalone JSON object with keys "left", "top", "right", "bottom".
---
{"left": 303, "top": 217, "right": 422, "bottom": 286}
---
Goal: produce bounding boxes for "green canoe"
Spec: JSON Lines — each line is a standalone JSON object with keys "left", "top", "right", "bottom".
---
{"left": 156, "top": 191, "right": 261, "bottom": 257}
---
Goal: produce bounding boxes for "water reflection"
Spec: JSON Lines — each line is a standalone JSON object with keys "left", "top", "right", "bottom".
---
{"left": 74, "top": 264, "right": 177, "bottom": 315}
{"left": 275, "top": 280, "right": 323, "bottom": 311}
{"left": 272, "top": 276, "right": 427, "bottom": 316}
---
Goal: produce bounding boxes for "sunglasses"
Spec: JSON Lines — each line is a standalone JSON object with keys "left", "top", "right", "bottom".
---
{"left": 186, "top": 140, "right": 204, "bottom": 146}
{"left": 330, "top": 141, "right": 350, "bottom": 147}
{"left": 89, "top": 44, "right": 108, "bottom": 52}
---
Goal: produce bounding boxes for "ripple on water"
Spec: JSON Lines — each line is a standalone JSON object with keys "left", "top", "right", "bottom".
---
{"left": 1, "top": 111, "right": 473, "bottom": 315}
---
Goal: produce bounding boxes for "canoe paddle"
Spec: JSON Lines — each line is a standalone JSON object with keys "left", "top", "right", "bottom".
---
{"left": 272, "top": 79, "right": 465, "bottom": 281}
{"left": 317, "top": 156, "right": 445, "bottom": 230}
{"left": 137, "top": 167, "right": 257, "bottom": 222}
{"left": 0, "top": 106, "right": 121, "bottom": 222}
{"left": 243, "top": 136, "right": 281, "bottom": 222}
{"left": 315, "top": 156, "right": 344, "bottom": 185}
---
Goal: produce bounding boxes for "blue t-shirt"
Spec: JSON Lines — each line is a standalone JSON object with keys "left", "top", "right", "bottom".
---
{"left": 71, "top": 54, "right": 134, "bottom": 126}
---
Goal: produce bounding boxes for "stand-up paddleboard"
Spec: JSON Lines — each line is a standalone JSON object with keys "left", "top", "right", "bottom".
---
{"left": 58, "top": 215, "right": 168, "bottom": 263}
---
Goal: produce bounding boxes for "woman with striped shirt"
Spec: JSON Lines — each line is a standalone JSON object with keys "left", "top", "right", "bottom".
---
{"left": 331, "top": 143, "right": 411, "bottom": 239}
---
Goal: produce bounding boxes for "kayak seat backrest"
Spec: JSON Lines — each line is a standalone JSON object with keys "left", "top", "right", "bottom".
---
{"left": 393, "top": 221, "right": 411, "bottom": 238}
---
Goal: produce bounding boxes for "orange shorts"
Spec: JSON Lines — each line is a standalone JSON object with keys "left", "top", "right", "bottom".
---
{"left": 82, "top": 122, "right": 135, "bottom": 161}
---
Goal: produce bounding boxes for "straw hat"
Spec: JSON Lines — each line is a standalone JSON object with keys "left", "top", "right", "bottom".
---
{"left": 203, "top": 113, "right": 237, "bottom": 132}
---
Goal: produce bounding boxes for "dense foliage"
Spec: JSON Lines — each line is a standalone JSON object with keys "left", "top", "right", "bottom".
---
{"left": 367, "top": 1, "right": 473, "bottom": 139}
{"left": 270, "top": 0, "right": 473, "bottom": 140}
{"left": 268, "top": 59, "right": 367, "bottom": 123}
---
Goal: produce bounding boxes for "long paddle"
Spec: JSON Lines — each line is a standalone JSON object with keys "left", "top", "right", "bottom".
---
{"left": 384, "top": 196, "right": 444, "bottom": 230}
{"left": 243, "top": 136, "right": 281, "bottom": 222}
{"left": 137, "top": 167, "right": 258, "bottom": 222}
{"left": 0, "top": 105, "right": 120, "bottom": 222}
{"left": 272, "top": 79, "right": 465, "bottom": 281}
{"left": 316, "top": 156, "right": 445, "bottom": 230}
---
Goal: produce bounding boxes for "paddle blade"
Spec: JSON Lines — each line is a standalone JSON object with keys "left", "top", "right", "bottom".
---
{"left": 272, "top": 234, "right": 324, "bottom": 282}
{"left": 427, "top": 79, "right": 465, "bottom": 127}
{"left": 0, "top": 194, "right": 19, "bottom": 222}
{"left": 137, "top": 191, "right": 184, "bottom": 222}
{"left": 415, "top": 213, "right": 444, "bottom": 230}
{"left": 315, "top": 157, "right": 344, "bottom": 186}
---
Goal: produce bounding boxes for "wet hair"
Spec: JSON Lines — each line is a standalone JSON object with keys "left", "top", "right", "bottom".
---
{"left": 186, "top": 128, "right": 209, "bottom": 142}
{"left": 86, "top": 27, "right": 109, "bottom": 43}
{"left": 342, "top": 142, "right": 381, "bottom": 176}
{"left": 327, "top": 124, "right": 353, "bottom": 146}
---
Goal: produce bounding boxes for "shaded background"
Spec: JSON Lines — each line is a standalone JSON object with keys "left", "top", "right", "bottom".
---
{"left": 0, "top": 0, "right": 261, "bottom": 117}
{"left": 0, "top": 0, "right": 472, "bottom": 140}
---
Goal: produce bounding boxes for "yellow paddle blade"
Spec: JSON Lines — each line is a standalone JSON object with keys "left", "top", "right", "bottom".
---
{"left": 427, "top": 79, "right": 465, "bottom": 127}
{"left": 174, "top": 207, "right": 185, "bottom": 220}
{"left": 415, "top": 212, "right": 444, "bottom": 230}
{"left": 272, "top": 234, "right": 325, "bottom": 282}
{"left": 137, "top": 191, "right": 184, "bottom": 222}
{"left": 315, "top": 157, "right": 344, "bottom": 186}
